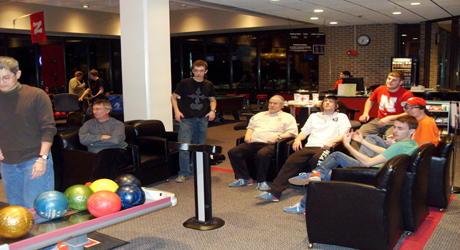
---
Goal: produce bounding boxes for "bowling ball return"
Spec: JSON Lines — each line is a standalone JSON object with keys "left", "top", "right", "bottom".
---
{"left": 0, "top": 189, "right": 177, "bottom": 250}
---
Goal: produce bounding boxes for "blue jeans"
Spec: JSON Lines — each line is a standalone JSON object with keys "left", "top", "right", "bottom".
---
{"left": 313, "top": 152, "right": 364, "bottom": 181}
{"left": 1, "top": 153, "right": 55, "bottom": 209}
{"left": 177, "top": 117, "right": 209, "bottom": 177}
{"left": 358, "top": 134, "right": 389, "bottom": 158}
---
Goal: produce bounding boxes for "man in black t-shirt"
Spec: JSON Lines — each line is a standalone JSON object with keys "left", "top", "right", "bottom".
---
{"left": 83, "top": 69, "right": 106, "bottom": 114}
{"left": 171, "top": 60, "right": 217, "bottom": 183}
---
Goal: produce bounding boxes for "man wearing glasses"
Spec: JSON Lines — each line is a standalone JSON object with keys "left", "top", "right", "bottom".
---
{"left": 0, "top": 56, "right": 57, "bottom": 209}
{"left": 171, "top": 60, "right": 217, "bottom": 183}
{"left": 79, "top": 99, "right": 129, "bottom": 181}
{"left": 228, "top": 95, "right": 298, "bottom": 191}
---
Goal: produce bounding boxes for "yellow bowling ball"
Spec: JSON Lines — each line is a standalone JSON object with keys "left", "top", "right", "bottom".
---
{"left": 90, "top": 179, "right": 119, "bottom": 193}
{"left": 0, "top": 206, "right": 34, "bottom": 238}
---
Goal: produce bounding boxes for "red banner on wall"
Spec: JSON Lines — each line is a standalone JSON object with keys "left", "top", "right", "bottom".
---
{"left": 30, "top": 11, "right": 46, "bottom": 43}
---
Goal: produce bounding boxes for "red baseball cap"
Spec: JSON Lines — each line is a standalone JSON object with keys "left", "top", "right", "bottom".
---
{"left": 401, "top": 97, "right": 426, "bottom": 107}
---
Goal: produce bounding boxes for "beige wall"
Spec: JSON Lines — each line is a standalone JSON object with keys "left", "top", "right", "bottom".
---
{"left": 0, "top": 2, "right": 305, "bottom": 36}
{"left": 318, "top": 24, "right": 397, "bottom": 92}
{"left": 0, "top": 2, "right": 120, "bottom": 36}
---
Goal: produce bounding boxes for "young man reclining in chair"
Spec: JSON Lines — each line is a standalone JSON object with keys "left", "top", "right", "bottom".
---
{"left": 283, "top": 114, "right": 419, "bottom": 214}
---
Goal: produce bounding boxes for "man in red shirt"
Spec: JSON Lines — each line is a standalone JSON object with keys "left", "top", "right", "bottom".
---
{"left": 359, "top": 71, "right": 414, "bottom": 137}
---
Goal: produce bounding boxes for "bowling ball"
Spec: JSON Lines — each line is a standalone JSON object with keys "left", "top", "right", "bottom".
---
{"left": 114, "top": 174, "right": 142, "bottom": 188}
{"left": 59, "top": 112, "right": 67, "bottom": 117}
{"left": 87, "top": 191, "right": 122, "bottom": 217}
{"left": 64, "top": 184, "right": 94, "bottom": 211}
{"left": 0, "top": 206, "right": 34, "bottom": 238}
{"left": 115, "top": 184, "right": 146, "bottom": 209}
{"left": 54, "top": 111, "right": 61, "bottom": 117}
{"left": 34, "top": 190, "right": 69, "bottom": 219}
{"left": 90, "top": 179, "right": 119, "bottom": 193}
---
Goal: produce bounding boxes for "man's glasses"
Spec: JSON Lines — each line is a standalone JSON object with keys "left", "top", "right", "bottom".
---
{"left": 193, "top": 69, "right": 206, "bottom": 74}
{"left": 92, "top": 108, "right": 105, "bottom": 111}
{"left": 269, "top": 102, "right": 281, "bottom": 105}
{"left": 0, "top": 74, "right": 15, "bottom": 82}
{"left": 403, "top": 106, "right": 420, "bottom": 110}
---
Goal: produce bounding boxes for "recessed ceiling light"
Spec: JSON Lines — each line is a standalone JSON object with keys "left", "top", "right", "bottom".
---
{"left": 314, "top": 9, "right": 323, "bottom": 13}
{"left": 330, "top": 22, "right": 338, "bottom": 25}
{"left": 83, "top": 4, "right": 89, "bottom": 8}
{"left": 410, "top": 3, "right": 420, "bottom": 5}
{"left": 393, "top": 12, "right": 401, "bottom": 15}
{"left": 413, "top": 37, "right": 418, "bottom": 40}
{"left": 401, "top": 34, "right": 407, "bottom": 36}
{"left": 310, "top": 17, "right": 319, "bottom": 20}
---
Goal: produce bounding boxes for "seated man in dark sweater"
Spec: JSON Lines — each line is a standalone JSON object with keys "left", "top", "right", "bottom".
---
{"left": 79, "top": 99, "right": 129, "bottom": 181}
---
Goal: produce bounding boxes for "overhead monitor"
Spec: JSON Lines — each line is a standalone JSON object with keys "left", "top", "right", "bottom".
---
{"left": 342, "top": 77, "right": 365, "bottom": 92}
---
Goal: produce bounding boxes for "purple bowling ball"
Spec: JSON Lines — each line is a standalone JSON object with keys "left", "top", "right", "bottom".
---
{"left": 115, "top": 184, "right": 145, "bottom": 209}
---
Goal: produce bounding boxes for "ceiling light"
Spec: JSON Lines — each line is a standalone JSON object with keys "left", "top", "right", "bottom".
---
{"left": 401, "top": 34, "right": 407, "bottom": 36}
{"left": 410, "top": 3, "right": 420, "bottom": 5}
{"left": 393, "top": 12, "right": 401, "bottom": 15}
{"left": 310, "top": 17, "right": 319, "bottom": 20}
{"left": 330, "top": 22, "right": 338, "bottom": 25}
{"left": 180, "top": 4, "right": 187, "bottom": 7}
{"left": 314, "top": 9, "right": 323, "bottom": 13}
{"left": 83, "top": 4, "right": 89, "bottom": 8}
{"left": 413, "top": 37, "right": 418, "bottom": 40}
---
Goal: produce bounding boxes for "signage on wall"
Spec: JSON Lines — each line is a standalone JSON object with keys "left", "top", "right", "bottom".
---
{"left": 289, "top": 33, "right": 325, "bottom": 54}
{"left": 30, "top": 11, "right": 46, "bottom": 43}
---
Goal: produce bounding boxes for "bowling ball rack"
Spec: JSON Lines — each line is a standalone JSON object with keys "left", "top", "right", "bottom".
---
{"left": 0, "top": 189, "right": 177, "bottom": 250}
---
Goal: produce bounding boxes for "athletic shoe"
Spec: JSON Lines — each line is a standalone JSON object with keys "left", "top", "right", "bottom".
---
{"left": 308, "top": 173, "right": 322, "bottom": 183}
{"left": 229, "top": 178, "right": 253, "bottom": 187}
{"left": 257, "top": 181, "right": 270, "bottom": 191}
{"left": 255, "top": 192, "right": 279, "bottom": 202}
{"left": 283, "top": 203, "right": 305, "bottom": 214}
{"left": 289, "top": 172, "right": 314, "bottom": 186}
{"left": 175, "top": 175, "right": 190, "bottom": 183}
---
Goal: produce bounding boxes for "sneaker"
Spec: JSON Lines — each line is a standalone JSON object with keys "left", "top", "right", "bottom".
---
{"left": 229, "top": 178, "right": 253, "bottom": 187}
{"left": 255, "top": 192, "right": 279, "bottom": 202}
{"left": 257, "top": 181, "right": 270, "bottom": 191}
{"left": 289, "top": 172, "right": 314, "bottom": 186}
{"left": 175, "top": 175, "right": 189, "bottom": 183}
{"left": 308, "top": 173, "right": 322, "bottom": 183}
{"left": 283, "top": 203, "right": 305, "bottom": 214}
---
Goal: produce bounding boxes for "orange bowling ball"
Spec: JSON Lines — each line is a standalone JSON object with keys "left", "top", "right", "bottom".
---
{"left": 0, "top": 206, "right": 34, "bottom": 238}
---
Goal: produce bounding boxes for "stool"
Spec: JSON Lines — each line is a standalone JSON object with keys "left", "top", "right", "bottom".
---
{"left": 256, "top": 94, "right": 269, "bottom": 111}
{"left": 239, "top": 94, "right": 251, "bottom": 113}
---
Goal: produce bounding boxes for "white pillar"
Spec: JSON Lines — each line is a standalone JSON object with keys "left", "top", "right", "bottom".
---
{"left": 120, "top": 0, "right": 173, "bottom": 130}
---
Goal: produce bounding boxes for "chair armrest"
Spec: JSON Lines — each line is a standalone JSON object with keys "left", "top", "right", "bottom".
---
{"left": 135, "top": 136, "right": 169, "bottom": 157}
{"left": 331, "top": 167, "right": 378, "bottom": 185}
{"left": 236, "top": 136, "right": 245, "bottom": 146}
{"left": 163, "top": 131, "right": 178, "bottom": 142}
{"left": 274, "top": 137, "right": 295, "bottom": 170}
{"left": 126, "top": 144, "right": 141, "bottom": 177}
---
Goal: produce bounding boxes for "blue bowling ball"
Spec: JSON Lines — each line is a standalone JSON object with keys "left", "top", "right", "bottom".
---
{"left": 114, "top": 174, "right": 142, "bottom": 188}
{"left": 34, "top": 191, "right": 69, "bottom": 219}
{"left": 115, "top": 184, "right": 145, "bottom": 210}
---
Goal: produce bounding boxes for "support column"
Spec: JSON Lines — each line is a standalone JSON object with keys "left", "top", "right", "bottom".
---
{"left": 119, "top": 0, "right": 173, "bottom": 130}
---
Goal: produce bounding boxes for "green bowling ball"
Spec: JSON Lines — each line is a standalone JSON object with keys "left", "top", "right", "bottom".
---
{"left": 64, "top": 185, "right": 94, "bottom": 211}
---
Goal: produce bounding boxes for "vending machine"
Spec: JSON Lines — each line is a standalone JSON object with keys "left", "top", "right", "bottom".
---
{"left": 391, "top": 57, "right": 418, "bottom": 88}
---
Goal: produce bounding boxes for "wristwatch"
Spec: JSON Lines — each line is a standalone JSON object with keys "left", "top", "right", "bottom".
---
{"left": 277, "top": 134, "right": 282, "bottom": 141}
{"left": 211, "top": 110, "right": 217, "bottom": 113}
{"left": 39, "top": 155, "right": 48, "bottom": 160}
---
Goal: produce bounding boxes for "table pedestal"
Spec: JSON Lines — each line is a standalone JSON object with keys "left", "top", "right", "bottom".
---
{"left": 169, "top": 142, "right": 225, "bottom": 231}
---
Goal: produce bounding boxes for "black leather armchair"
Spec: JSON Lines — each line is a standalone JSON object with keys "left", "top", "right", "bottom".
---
{"left": 127, "top": 120, "right": 180, "bottom": 184}
{"left": 428, "top": 134, "right": 455, "bottom": 209}
{"left": 306, "top": 154, "right": 411, "bottom": 250}
{"left": 235, "top": 136, "right": 293, "bottom": 181}
{"left": 51, "top": 126, "right": 139, "bottom": 191}
{"left": 331, "top": 144, "right": 435, "bottom": 233}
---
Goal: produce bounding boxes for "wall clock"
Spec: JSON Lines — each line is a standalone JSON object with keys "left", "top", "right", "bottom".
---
{"left": 357, "top": 34, "right": 371, "bottom": 46}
